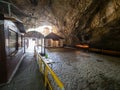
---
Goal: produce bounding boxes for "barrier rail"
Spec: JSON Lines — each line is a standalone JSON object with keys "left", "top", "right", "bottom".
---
{"left": 34, "top": 49, "right": 65, "bottom": 90}
{"left": 89, "top": 48, "right": 120, "bottom": 56}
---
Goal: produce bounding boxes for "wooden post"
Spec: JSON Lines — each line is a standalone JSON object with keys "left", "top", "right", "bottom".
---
{"left": 0, "top": 14, "right": 8, "bottom": 84}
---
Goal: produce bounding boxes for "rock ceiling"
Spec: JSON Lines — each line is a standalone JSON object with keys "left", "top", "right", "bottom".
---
{"left": 3, "top": 0, "right": 120, "bottom": 50}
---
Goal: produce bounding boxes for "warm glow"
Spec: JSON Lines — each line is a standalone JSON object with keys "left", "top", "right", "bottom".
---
{"left": 75, "top": 44, "right": 89, "bottom": 48}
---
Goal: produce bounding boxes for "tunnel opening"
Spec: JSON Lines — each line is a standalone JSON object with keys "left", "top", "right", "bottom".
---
{"left": 27, "top": 25, "right": 53, "bottom": 35}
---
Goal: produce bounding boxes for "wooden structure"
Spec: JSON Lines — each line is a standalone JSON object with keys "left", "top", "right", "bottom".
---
{"left": 45, "top": 32, "right": 64, "bottom": 47}
{"left": 0, "top": 14, "right": 25, "bottom": 84}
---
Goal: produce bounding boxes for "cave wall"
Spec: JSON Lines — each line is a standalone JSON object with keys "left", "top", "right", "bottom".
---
{"left": 8, "top": 0, "right": 120, "bottom": 50}
{"left": 82, "top": 0, "right": 120, "bottom": 51}
{"left": 50, "top": 0, "right": 120, "bottom": 51}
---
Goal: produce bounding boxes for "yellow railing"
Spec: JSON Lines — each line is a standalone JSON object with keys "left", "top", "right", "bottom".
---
{"left": 34, "top": 49, "right": 65, "bottom": 90}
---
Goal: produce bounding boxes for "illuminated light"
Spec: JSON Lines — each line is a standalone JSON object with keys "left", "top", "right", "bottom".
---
{"left": 27, "top": 25, "right": 52, "bottom": 35}
{"left": 75, "top": 44, "right": 89, "bottom": 49}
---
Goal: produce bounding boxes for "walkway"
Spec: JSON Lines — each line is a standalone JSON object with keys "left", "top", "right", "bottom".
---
{"left": 0, "top": 52, "right": 45, "bottom": 90}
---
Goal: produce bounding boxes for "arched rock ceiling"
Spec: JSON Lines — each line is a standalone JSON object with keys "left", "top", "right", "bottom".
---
{"left": 10, "top": 0, "right": 93, "bottom": 31}
{"left": 6, "top": 0, "right": 120, "bottom": 50}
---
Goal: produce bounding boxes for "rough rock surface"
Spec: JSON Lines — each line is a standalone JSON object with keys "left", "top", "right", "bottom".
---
{"left": 47, "top": 48, "right": 120, "bottom": 90}
{"left": 5, "top": 0, "right": 120, "bottom": 50}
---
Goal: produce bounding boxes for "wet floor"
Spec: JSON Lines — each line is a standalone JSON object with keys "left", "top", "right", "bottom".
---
{"left": 46, "top": 48, "right": 120, "bottom": 90}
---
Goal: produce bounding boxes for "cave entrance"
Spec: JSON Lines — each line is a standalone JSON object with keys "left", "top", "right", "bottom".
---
{"left": 27, "top": 25, "right": 52, "bottom": 35}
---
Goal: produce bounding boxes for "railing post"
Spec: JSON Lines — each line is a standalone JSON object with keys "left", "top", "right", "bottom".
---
{"left": 35, "top": 51, "right": 65, "bottom": 90}
{"left": 45, "top": 67, "right": 48, "bottom": 87}
{"left": 39, "top": 58, "right": 42, "bottom": 73}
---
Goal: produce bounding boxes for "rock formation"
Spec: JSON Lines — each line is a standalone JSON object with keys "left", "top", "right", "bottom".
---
{"left": 4, "top": 0, "right": 120, "bottom": 51}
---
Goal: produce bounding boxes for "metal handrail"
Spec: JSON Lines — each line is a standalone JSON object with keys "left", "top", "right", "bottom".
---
{"left": 34, "top": 49, "right": 65, "bottom": 90}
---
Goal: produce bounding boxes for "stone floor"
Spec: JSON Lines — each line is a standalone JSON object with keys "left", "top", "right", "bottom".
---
{"left": 0, "top": 52, "right": 45, "bottom": 90}
{"left": 46, "top": 48, "right": 120, "bottom": 90}
{"left": 1, "top": 46, "right": 120, "bottom": 90}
